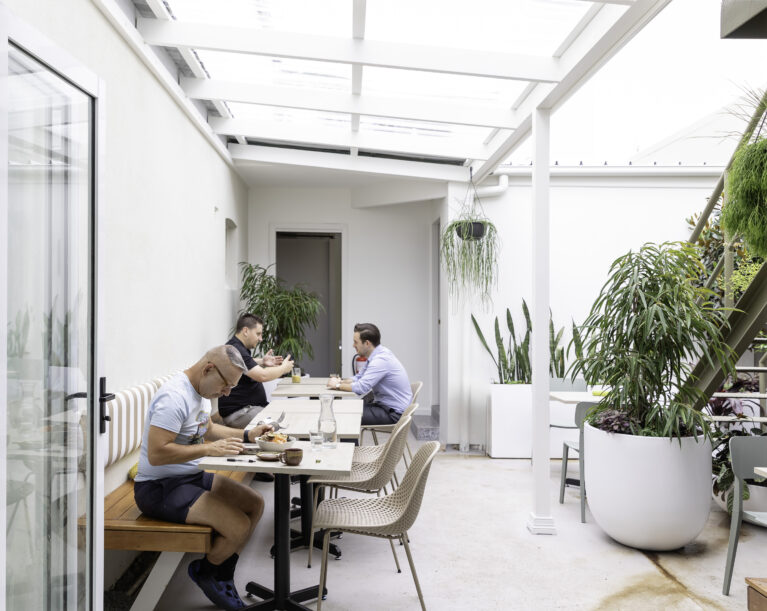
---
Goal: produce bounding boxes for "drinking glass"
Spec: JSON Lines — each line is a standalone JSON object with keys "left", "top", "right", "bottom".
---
{"left": 292, "top": 367, "right": 302, "bottom": 383}
{"left": 309, "top": 427, "right": 323, "bottom": 451}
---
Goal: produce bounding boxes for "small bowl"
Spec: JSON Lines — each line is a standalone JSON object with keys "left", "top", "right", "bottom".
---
{"left": 257, "top": 435, "right": 296, "bottom": 452}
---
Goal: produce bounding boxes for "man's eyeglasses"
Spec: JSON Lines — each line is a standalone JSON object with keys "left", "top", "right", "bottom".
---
{"left": 209, "top": 362, "right": 236, "bottom": 390}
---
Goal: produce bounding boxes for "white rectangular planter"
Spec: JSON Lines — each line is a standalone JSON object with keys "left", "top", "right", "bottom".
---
{"left": 486, "top": 383, "right": 580, "bottom": 458}
{"left": 487, "top": 384, "right": 532, "bottom": 458}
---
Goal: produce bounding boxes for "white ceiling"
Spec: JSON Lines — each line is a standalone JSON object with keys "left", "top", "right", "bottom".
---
{"left": 98, "top": 0, "right": 673, "bottom": 185}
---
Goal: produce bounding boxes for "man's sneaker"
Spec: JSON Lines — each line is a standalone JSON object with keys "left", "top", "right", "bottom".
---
{"left": 188, "top": 559, "right": 246, "bottom": 610}
{"left": 254, "top": 472, "right": 274, "bottom": 482}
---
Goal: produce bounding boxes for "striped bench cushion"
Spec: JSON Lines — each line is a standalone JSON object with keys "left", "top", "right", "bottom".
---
{"left": 104, "top": 382, "right": 156, "bottom": 467}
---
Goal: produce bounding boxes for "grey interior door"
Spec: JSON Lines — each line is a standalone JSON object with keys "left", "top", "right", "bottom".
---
{"left": 276, "top": 232, "right": 341, "bottom": 377}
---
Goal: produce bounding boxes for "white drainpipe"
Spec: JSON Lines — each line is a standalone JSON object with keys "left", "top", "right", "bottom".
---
{"left": 474, "top": 173, "right": 509, "bottom": 199}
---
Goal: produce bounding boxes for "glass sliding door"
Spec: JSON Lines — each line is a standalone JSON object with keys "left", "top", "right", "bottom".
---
{"left": 4, "top": 40, "right": 96, "bottom": 610}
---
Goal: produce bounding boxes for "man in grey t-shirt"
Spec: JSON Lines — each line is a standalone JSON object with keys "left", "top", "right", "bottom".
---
{"left": 134, "top": 345, "right": 273, "bottom": 611}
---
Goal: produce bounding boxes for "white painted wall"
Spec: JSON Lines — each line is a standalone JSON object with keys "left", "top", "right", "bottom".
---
{"left": 3, "top": 0, "right": 250, "bottom": 391}
{"left": 249, "top": 188, "right": 434, "bottom": 408}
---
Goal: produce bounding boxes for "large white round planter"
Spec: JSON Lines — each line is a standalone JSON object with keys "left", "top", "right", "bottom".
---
{"left": 584, "top": 423, "right": 712, "bottom": 551}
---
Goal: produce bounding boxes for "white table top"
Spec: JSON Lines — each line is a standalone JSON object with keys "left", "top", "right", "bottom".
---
{"left": 265, "top": 398, "right": 363, "bottom": 415}
{"left": 549, "top": 391, "right": 603, "bottom": 404}
{"left": 272, "top": 383, "right": 357, "bottom": 399}
{"left": 755, "top": 467, "right": 767, "bottom": 478}
{"left": 249, "top": 405, "right": 362, "bottom": 440}
{"left": 200, "top": 440, "right": 354, "bottom": 477}
{"left": 278, "top": 377, "right": 334, "bottom": 386}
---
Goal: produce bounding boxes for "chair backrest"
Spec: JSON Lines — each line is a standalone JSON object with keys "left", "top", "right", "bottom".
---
{"left": 730, "top": 436, "right": 767, "bottom": 480}
{"left": 574, "top": 402, "right": 592, "bottom": 430}
{"left": 401, "top": 401, "right": 419, "bottom": 421}
{"left": 364, "top": 415, "right": 413, "bottom": 490}
{"left": 410, "top": 381, "right": 423, "bottom": 405}
{"left": 385, "top": 441, "right": 440, "bottom": 533}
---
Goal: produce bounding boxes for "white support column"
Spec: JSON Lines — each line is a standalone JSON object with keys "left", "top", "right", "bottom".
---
{"left": 527, "top": 107, "right": 556, "bottom": 535}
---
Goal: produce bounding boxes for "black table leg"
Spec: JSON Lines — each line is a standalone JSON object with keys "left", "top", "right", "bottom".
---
{"left": 269, "top": 477, "right": 342, "bottom": 560}
{"left": 244, "top": 474, "right": 326, "bottom": 610}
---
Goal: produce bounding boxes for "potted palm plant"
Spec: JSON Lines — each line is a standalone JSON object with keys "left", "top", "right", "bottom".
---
{"left": 441, "top": 174, "right": 499, "bottom": 306}
{"left": 570, "top": 242, "right": 736, "bottom": 550}
{"left": 238, "top": 262, "right": 323, "bottom": 365}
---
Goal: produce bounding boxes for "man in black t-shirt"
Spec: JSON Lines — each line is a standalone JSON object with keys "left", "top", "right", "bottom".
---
{"left": 218, "top": 313, "right": 294, "bottom": 429}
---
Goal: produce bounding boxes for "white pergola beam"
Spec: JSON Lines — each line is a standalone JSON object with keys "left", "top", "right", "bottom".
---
{"left": 473, "top": 0, "right": 670, "bottom": 181}
{"left": 352, "top": 0, "right": 366, "bottom": 39}
{"left": 230, "top": 144, "right": 470, "bottom": 182}
{"left": 143, "top": 0, "right": 246, "bottom": 144}
{"left": 137, "top": 18, "right": 562, "bottom": 83}
{"left": 211, "top": 117, "right": 491, "bottom": 160}
{"left": 181, "top": 78, "right": 518, "bottom": 130}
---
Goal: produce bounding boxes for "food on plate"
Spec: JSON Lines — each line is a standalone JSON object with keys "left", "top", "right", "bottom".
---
{"left": 259, "top": 432, "right": 289, "bottom": 444}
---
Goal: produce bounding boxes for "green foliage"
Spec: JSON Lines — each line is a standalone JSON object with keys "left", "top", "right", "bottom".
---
{"left": 7, "top": 306, "right": 30, "bottom": 359}
{"left": 441, "top": 180, "right": 499, "bottom": 307}
{"left": 238, "top": 263, "right": 324, "bottom": 364}
{"left": 723, "top": 137, "right": 767, "bottom": 258}
{"left": 569, "top": 242, "right": 736, "bottom": 440}
{"left": 472, "top": 301, "right": 578, "bottom": 384}
{"left": 723, "top": 259, "right": 764, "bottom": 295}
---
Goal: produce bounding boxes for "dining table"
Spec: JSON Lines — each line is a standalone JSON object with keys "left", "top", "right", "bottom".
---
{"left": 272, "top": 380, "right": 357, "bottom": 399}
{"left": 200, "top": 441, "right": 355, "bottom": 611}
{"left": 256, "top": 400, "right": 362, "bottom": 439}
{"left": 246, "top": 398, "right": 362, "bottom": 565}
{"left": 548, "top": 391, "right": 602, "bottom": 404}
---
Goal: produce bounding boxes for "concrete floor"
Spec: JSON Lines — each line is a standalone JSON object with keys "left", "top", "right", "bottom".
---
{"left": 155, "top": 437, "right": 767, "bottom": 610}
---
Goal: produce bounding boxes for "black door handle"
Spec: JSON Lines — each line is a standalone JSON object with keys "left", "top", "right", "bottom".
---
{"left": 99, "top": 377, "right": 115, "bottom": 434}
{"left": 65, "top": 392, "right": 88, "bottom": 402}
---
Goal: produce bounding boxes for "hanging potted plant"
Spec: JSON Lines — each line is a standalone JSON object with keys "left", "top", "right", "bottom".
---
{"left": 722, "top": 136, "right": 767, "bottom": 258}
{"left": 570, "top": 242, "right": 736, "bottom": 551}
{"left": 441, "top": 172, "right": 499, "bottom": 305}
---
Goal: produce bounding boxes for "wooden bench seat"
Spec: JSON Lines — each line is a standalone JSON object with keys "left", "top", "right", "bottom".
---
{"left": 104, "top": 470, "right": 252, "bottom": 553}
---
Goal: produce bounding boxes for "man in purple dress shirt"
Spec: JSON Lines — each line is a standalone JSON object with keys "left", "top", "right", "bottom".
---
{"left": 327, "top": 323, "right": 412, "bottom": 425}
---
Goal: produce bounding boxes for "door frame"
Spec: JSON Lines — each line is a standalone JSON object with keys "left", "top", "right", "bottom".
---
{"left": 0, "top": 3, "right": 106, "bottom": 606}
{"left": 268, "top": 223, "right": 348, "bottom": 375}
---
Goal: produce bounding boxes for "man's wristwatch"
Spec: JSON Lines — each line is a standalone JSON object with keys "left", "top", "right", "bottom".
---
{"left": 243, "top": 429, "right": 250, "bottom": 443}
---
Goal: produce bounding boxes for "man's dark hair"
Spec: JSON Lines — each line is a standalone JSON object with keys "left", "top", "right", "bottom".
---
{"left": 354, "top": 323, "right": 381, "bottom": 347}
{"left": 236, "top": 313, "right": 264, "bottom": 333}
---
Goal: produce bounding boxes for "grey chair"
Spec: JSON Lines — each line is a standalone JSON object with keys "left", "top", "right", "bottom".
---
{"left": 722, "top": 436, "right": 767, "bottom": 595}
{"left": 558, "top": 401, "right": 592, "bottom": 523}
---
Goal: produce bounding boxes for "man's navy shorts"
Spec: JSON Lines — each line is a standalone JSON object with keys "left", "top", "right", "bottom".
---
{"left": 134, "top": 471, "right": 214, "bottom": 524}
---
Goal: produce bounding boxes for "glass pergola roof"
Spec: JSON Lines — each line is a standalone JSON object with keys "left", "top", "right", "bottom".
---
{"left": 122, "top": 0, "right": 673, "bottom": 180}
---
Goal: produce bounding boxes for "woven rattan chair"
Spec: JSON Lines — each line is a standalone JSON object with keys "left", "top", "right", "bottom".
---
{"left": 353, "top": 403, "right": 418, "bottom": 466}
{"left": 307, "top": 415, "right": 412, "bottom": 569}
{"left": 361, "top": 381, "right": 423, "bottom": 464}
{"left": 314, "top": 441, "right": 440, "bottom": 611}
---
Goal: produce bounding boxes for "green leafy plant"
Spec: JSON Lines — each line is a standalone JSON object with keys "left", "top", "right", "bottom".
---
{"left": 238, "top": 262, "right": 324, "bottom": 364}
{"left": 709, "top": 374, "right": 766, "bottom": 512}
{"left": 723, "top": 137, "right": 767, "bottom": 258}
{"left": 441, "top": 179, "right": 499, "bottom": 307}
{"left": 472, "top": 301, "right": 582, "bottom": 384}
{"left": 569, "top": 242, "right": 736, "bottom": 440}
{"left": 7, "top": 306, "right": 30, "bottom": 359}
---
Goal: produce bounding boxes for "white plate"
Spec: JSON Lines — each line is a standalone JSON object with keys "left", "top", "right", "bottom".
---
{"left": 257, "top": 436, "right": 296, "bottom": 452}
